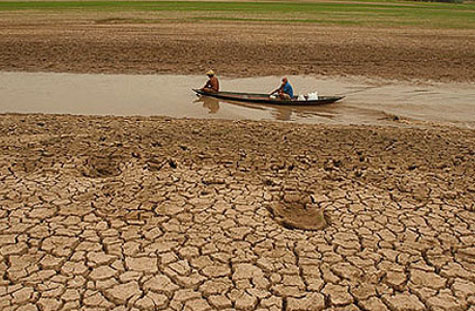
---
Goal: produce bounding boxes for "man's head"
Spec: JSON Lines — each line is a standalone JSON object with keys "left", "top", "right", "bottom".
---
{"left": 206, "top": 70, "right": 215, "bottom": 77}
{"left": 282, "top": 77, "right": 288, "bottom": 83}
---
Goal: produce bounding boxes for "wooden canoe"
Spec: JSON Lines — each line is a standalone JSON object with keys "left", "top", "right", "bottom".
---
{"left": 193, "top": 89, "right": 344, "bottom": 106}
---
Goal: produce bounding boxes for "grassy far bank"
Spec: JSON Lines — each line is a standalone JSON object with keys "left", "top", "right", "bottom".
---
{"left": 0, "top": 1, "right": 474, "bottom": 29}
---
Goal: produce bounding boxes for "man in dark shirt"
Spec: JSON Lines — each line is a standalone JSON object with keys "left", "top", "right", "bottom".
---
{"left": 202, "top": 70, "right": 219, "bottom": 93}
{"left": 270, "top": 77, "right": 293, "bottom": 100}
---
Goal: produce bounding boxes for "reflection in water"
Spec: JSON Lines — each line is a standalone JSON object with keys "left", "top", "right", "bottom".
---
{"left": 195, "top": 95, "right": 295, "bottom": 120}
{"left": 272, "top": 108, "right": 292, "bottom": 121}
{"left": 194, "top": 95, "right": 340, "bottom": 122}
{"left": 230, "top": 100, "right": 293, "bottom": 121}
{"left": 195, "top": 96, "right": 220, "bottom": 114}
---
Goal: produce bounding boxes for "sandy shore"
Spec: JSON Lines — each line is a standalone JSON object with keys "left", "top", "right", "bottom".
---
{"left": 0, "top": 113, "right": 474, "bottom": 310}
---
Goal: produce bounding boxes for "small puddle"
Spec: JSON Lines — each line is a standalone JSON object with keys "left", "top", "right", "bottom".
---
{"left": 1, "top": 72, "right": 474, "bottom": 128}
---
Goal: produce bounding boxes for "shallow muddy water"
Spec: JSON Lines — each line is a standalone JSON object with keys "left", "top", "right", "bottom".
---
{"left": 1, "top": 72, "right": 474, "bottom": 128}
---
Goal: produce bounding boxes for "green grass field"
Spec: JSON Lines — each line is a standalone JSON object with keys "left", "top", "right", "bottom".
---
{"left": 1, "top": 0, "right": 474, "bottom": 29}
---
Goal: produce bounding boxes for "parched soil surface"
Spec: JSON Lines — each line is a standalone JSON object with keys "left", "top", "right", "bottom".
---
{"left": 1, "top": 114, "right": 474, "bottom": 310}
{"left": 1, "top": 14, "right": 475, "bottom": 81}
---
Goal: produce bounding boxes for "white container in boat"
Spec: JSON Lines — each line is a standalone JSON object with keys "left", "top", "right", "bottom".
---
{"left": 307, "top": 92, "right": 318, "bottom": 100}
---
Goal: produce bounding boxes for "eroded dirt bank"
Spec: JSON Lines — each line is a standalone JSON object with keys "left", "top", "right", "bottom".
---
{"left": 0, "top": 114, "right": 474, "bottom": 310}
{"left": 1, "top": 18, "right": 475, "bottom": 82}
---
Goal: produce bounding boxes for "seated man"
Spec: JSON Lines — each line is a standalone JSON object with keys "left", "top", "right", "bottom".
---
{"left": 270, "top": 77, "right": 293, "bottom": 100}
{"left": 201, "top": 70, "right": 219, "bottom": 93}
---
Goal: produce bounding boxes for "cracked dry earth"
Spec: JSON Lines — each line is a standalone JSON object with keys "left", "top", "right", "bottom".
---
{"left": 0, "top": 114, "right": 474, "bottom": 311}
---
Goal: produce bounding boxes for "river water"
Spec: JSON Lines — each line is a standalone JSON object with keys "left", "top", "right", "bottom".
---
{"left": 1, "top": 72, "right": 474, "bottom": 128}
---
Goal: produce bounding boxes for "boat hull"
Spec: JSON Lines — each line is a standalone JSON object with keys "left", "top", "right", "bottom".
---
{"left": 193, "top": 89, "right": 344, "bottom": 106}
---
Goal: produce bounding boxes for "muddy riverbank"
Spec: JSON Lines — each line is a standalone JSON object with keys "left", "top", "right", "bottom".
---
{"left": 0, "top": 113, "right": 474, "bottom": 310}
{"left": 1, "top": 18, "right": 474, "bottom": 82}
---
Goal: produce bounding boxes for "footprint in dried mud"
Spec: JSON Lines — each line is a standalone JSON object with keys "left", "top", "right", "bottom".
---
{"left": 81, "top": 155, "right": 123, "bottom": 178}
{"left": 11, "top": 157, "right": 40, "bottom": 174}
{"left": 267, "top": 192, "right": 328, "bottom": 231}
{"left": 146, "top": 157, "right": 178, "bottom": 171}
